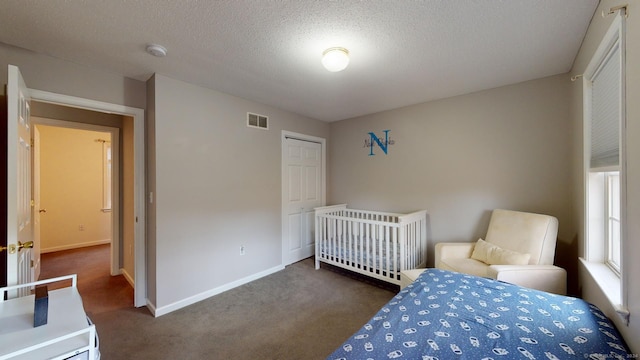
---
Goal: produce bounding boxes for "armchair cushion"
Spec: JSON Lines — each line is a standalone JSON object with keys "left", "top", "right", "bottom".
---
{"left": 471, "top": 238, "right": 531, "bottom": 265}
{"left": 485, "top": 244, "right": 530, "bottom": 265}
{"left": 470, "top": 238, "right": 491, "bottom": 263}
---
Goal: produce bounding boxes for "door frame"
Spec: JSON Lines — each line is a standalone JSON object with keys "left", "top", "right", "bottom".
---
{"left": 33, "top": 119, "right": 120, "bottom": 277}
{"left": 280, "top": 130, "right": 326, "bottom": 266}
{"left": 29, "top": 89, "right": 147, "bottom": 308}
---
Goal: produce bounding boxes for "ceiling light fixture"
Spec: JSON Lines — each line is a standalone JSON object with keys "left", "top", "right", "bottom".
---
{"left": 322, "top": 47, "right": 349, "bottom": 72}
{"left": 146, "top": 44, "right": 167, "bottom": 57}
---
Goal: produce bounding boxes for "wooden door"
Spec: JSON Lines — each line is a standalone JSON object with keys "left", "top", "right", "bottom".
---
{"left": 283, "top": 137, "right": 322, "bottom": 265}
{"left": 6, "top": 65, "right": 33, "bottom": 297}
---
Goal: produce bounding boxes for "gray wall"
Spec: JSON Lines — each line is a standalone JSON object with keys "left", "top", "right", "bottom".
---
{"left": 570, "top": 0, "right": 640, "bottom": 352}
{"left": 328, "top": 74, "right": 574, "bottom": 281}
{"left": 0, "top": 43, "right": 145, "bottom": 109}
{"left": 148, "top": 74, "right": 330, "bottom": 310}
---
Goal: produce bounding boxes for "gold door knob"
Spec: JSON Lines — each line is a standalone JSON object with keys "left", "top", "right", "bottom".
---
{"left": 18, "top": 241, "right": 34, "bottom": 250}
{"left": 0, "top": 244, "right": 17, "bottom": 254}
{"left": 0, "top": 241, "right": 33, "bottom": 254}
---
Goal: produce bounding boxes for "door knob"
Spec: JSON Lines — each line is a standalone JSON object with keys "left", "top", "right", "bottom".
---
{"left": 18, "top": 241, "right": 34, "bottom": 250}
{"left": 39, "top": 209, "right": 47, "bottom": 213}
{"left": 0, "top": 244, "right": 17, "bottom": 254}
{"left": 1, "top": 241, "right": 33, "bottom": 254}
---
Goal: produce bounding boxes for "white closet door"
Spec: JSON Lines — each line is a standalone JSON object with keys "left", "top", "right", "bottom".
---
{"left": 283, "top": 138, "right": 322, "bottom": 265}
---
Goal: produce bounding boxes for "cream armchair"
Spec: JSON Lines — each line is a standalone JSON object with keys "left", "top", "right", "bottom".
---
{"left": 434, "top": 209, "right": 566, "bottom": 294}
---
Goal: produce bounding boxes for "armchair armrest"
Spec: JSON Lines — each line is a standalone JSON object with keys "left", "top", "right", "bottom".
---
{"left": 488, "top": 264, "right": 567, "bottom": 295}
{"left": 435, "top": 242, "right": 475, "bottom": 268}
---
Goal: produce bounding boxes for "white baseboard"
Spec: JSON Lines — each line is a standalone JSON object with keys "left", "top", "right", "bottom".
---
{"left": 121, "top": 268, "right": 135, "bottom": 288}
{"left": 146, "top": 300, "right": 158, "bottom": 316}
{"left": 41, "top": 239, "right": 111, "bottom": 253}
{"left": 151, "top": 264, "right": 285, "bottom": 317}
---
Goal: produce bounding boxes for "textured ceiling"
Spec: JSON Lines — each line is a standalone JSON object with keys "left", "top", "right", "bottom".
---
{"left": 0, "top": 0, "right": 598, "bottom": 122}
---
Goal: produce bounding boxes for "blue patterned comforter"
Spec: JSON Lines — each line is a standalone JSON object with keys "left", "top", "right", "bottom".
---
{"left": 328, "top": 269, "right": 630, "bottom": 359}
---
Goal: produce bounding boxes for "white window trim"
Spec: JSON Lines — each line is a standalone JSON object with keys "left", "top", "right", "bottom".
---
{"left": 605, "top": 171, "right": 620, "bottom": 274}
{"left": 581, "top": 8, "right": 628, "bottom": 323}
{"left": 102, "top": 140, "right": 112, "bottom": 212}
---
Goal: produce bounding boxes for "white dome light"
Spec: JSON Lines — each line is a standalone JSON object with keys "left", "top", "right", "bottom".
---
{"left": 322, "top": 47, "right": 349, "bottom": 72}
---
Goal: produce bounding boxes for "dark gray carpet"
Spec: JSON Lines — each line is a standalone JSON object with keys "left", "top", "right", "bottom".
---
{"left": 89, "top": 258, "right": 397, "bottom": 359}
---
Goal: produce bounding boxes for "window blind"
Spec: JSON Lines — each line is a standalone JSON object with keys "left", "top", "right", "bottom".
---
{"left": 590, "top": 42, "right": 621, "bottom": 169}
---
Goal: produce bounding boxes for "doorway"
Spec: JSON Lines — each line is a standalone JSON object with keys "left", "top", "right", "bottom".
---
{"left": 31, "top": 105, "right": 134, "bottom": 309}
{"left": 29, "top": 88, "right": 146, "bottom": 308}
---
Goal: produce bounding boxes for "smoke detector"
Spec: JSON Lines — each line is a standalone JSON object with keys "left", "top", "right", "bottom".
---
{"left": 146, "top": 44, "right": 167, "bottom": 57}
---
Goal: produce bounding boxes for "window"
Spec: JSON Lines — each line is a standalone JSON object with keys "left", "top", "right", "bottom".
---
{"left": 582, "top": 7, "right": 626, "bottom": 318}
{"left": 102, "top": 140, "right": 112, "bottom": 212}
{"left": 585, "top": 25, "right": 623, "bottom": 264}
{"left": 605, "top": 171, "right": 620, "bottom": 273}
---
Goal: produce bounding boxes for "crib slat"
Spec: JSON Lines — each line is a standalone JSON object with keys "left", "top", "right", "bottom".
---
{"left": 358, "top": 221, "right": 363, "bottom": 270}
{"left": 402, "top": 223, "right": 407, "bottom": 271}
{"left": 345, "top": 217, "right": 350, "bottom": 265}
{"left": 331, "top": 217, "right": 336, "bottom": 262}
{"left": 378, "top": 224, "right": 383, "bottom": 276}
{"left": 340, "top": 217, "right": 345, "bottom": 265}
{"left": 383, "top": 225, "right": 388, "bottom": 277}
{"left": 392, "top": 227, "right": 397, "bottom": 279}
{"left": 368, "top": 222, "right": 373, "bottom": 273}
{"left": 350, "top": 219, "right": 355, "bottom": 267}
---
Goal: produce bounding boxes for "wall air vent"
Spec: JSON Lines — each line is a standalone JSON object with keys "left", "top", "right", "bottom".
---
{"left": 247, "top": 112, "right": 268, "bottom": 130}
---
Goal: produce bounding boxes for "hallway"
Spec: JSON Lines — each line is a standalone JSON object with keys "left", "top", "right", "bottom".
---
{"left": 39, "top": 244, "right": 133, "bottom": 316}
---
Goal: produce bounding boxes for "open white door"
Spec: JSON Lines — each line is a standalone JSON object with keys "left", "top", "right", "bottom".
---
{"left": 282, "top": 134, "right": 324, "bottom": 265}
{"left": 6, "top": 65, "right": 34, "bottom": 297}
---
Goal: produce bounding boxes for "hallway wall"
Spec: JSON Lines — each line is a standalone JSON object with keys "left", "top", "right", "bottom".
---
{"left": 36, "top": 123, "right": 111, "bottom": 252}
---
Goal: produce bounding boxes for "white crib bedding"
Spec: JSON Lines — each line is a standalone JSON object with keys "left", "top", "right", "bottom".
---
{"left": 319, "top": 236, "right": 401, "bottom": 272}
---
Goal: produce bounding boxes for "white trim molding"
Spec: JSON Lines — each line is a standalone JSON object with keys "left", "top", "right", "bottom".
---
{"left": 29, "top": 89, "right": 147, "bottom": 308}
{"left": 280, "top": 131, "right": 327, "bottom": 267}
{"left": 40, "top": 239, "right": 112, "bottom": 254}
{"left": 150, "top": 265, "right": 284, "bottom": 317}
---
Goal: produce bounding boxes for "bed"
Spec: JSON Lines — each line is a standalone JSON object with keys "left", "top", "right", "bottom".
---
{"left": 315, "top": 205, "right": 428, "bottom": 286}
{"left": 327, "top": 268, "right": 631, "bottom": 359}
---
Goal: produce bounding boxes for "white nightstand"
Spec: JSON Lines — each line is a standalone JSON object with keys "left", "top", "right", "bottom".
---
{"left": 400, "top": 268, "right": 428, "bottom": 289}
{"left": 0, "top": 275, "right": 98, "bottom": 360}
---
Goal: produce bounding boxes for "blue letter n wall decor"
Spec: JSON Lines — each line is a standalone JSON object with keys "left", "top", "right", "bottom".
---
{"left": 367, "top": 130, "right": 392, "bottom": 156}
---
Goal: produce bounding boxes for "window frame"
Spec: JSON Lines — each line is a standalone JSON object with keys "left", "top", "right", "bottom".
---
{"left": 605, "top": 171, "right": 620, "bottom": 274}
{"left": 581, "top": 8, "right": 627, "bottom": 321}
{"left": 101, "top": 140, "right": 112, "bottom": 212}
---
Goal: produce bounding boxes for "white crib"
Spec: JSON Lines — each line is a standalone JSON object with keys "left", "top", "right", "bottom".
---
{"left": 315, "top": 204, "right": 428, "bottom": 286}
